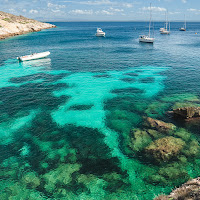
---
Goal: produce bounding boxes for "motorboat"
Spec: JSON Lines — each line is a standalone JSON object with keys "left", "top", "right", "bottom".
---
{"left": 96, "top": 28, "right": 105, "bottom": 37}
{"left": 17, "top": 51, "right": 50, "bottom": 62}
{"left": 139, "top": 3, "right": 154, "bottom": 43}
{"left": 139, "top": 35, "right": 154, "bottom": 43}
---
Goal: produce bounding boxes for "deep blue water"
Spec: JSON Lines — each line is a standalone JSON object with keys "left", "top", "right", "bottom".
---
{"left": 0, "top": 22, "right": 200, "bottom": 199}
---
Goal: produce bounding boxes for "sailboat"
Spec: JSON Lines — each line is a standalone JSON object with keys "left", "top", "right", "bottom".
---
{"left": 160, "top": 12, "right": 170, "bottom": 34}
{"left": 139, "top": 3, "right": 154, "bottom": 43}
{"left": 180, "top": 15, "right": 186, "bottom": 31}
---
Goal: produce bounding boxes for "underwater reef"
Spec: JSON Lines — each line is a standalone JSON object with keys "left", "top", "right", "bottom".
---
{"left": 105, "top": 92, "right": 200, "bottom": 199}
{"left": 1, "top": 61, "right": 200, "bottom": 200}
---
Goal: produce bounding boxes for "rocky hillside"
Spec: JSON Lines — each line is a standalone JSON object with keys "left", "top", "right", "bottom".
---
{"left": 0, "top": 11, "right": 56, "bottom": 39}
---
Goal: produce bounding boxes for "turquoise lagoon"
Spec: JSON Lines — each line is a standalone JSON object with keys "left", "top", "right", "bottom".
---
{"left": 1, "top": 22, "right": 200, "bottom": 199}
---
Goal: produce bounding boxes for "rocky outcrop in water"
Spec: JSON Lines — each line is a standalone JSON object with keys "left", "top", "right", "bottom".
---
{"left": 145, "top": 136, "right": 185, "bottom": 162}
{"left": 145, "top": 117, "right": 176, "bottom": 133}
{"left": 173, "top": 107, "right": 200, "bottom": 119}
{"left": 0, "top": 11, "right": 56, "bottom": 39}
{"left": 155, "top": 177, "right": 200, "bottom": 200}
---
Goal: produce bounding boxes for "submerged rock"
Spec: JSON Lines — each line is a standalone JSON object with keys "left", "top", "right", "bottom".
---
{"left": 145, "top": 117, "right": 176, "bottom": 133}
{"left": 129, "top": 129, "right": 152, "bottom": 152}
{"left": 155, "top": 177, "right": 200, "bottom": 200}
{"left": 149, "top": 162, "right": 189, "bottom": 186}
{"left": 43, "top": 163, "right": 81, "bottom": 193}
{"left": 21, "top": 172, "right": 40, "bottom": 189}
{"left": 173, "top": 107, "right": 200, "bottom": 119}
{"left": 145, "top": 136, "right": 185, "bottom": 162}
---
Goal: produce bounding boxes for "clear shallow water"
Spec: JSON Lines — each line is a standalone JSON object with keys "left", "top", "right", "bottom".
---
{"left": 0, "top": 22, "right": 200, "bottom": 199}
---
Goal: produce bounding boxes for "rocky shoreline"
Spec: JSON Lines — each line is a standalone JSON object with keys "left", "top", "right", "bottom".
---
{"left": 0, "top": 11, "right": 56, "bottom": 40}
{"left": 155, "top": 178, "right": 200, "bottom": 200}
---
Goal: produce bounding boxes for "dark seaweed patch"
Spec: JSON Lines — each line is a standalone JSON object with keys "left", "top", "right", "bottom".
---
{"left": 139, "top": 77, "right": 155, "bottom": 83}
{"left": 135, "top": 70, "right": 143, "bottom": 73}
{"left": 124, "top": 72, "right": 138, "bottom": 77}
{"left": 93, "top": 74, "right": 111, "bottom": 78}
{"left": 68, "top": 104, "right": 93, "bottom": 110}
{"left": 111, "top": 87, "right": 144, "bottom": 95}
{"left": 79, "top": 158, "right": 122, "bottom": 176}
{"left": 120, "top": 78, "right": 136, "bottom": 83}
{"left": 0, "top": 82, "right": 70, "bottom": 117}
{"left": 10, "top": 73, "right": 68, "bottom": 84}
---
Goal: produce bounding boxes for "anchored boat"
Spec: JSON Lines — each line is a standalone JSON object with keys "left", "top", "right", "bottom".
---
{"left": 179, "top": 15, "right": 186, "bottom": 31}
{"left": 160, "top": 12, "right": 170, "bottom": 35}
{"left": 17, "top": 51, "right": 50, "bottom": 62}
{"left": 139, "top": 3, "right": 154, "bottom": 43}
{"left": 96, "top": 28, "right": 105, "bottom": 37}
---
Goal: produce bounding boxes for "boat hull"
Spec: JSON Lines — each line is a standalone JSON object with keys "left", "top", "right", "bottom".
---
{"left": 18, "top": 51, "right": 50, "bottom": 61}
{"left": 160, "top": 31, "right": 170, "bottom": 35}
{"left": 139, "top": 38, "right": 154, "bottom": 43}
{"left": 179, "top": 28, "right": 186, "bottom": 31}
{"left": 96, "top": 33, "right": 105, "bottom": 37}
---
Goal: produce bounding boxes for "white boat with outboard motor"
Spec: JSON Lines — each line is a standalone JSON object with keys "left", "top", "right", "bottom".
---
{"left": 17, "top": 51, "right": 50, "bottom": 61}
{"left": 96, "top": 28, "right": 105, "bottom": 37}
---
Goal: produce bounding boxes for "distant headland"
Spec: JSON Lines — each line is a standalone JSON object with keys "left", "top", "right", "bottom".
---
{"left": 0, "top": 11, "right": 56, "bottom": 39}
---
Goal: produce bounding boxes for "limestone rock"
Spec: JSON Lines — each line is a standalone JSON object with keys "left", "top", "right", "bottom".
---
{"left": 155, "top": 177, "right": 200, "bottom": 200}
{"left": 173, "top": 107, "right": 200, "bottom": 119}
{"left": 0, "top": 11, "right": 56, "bottom": 39}
{"left": 145, "top": 136, "right": 185, "bottom": 162}
{"left": 145, "top": 117, "right": 176, "bottom": 133}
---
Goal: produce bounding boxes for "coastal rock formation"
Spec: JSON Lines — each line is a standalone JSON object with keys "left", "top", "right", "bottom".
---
{"left": 0, "top": 11, "right": 56, "bottom": 39}
{"left": 155, "top": 177, "right": 200, "bottom": 200}
{"left": 145, "top": 117, "right": 176, "bottom": 133}
{"left": 145, "top": 136, "right": 185, "bottom": 162}
{"left": 173, "top": 107, "right": 200, "bottom": 119}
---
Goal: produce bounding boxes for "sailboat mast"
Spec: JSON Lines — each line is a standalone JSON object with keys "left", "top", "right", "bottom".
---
{"left": 184, "top": 14, "right": 186, "bottom": 29}
{"left": 149, "top": 3, "right": 152, "bottom": 37}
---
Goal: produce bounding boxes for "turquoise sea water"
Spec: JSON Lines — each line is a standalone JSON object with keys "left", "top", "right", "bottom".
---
{"left": 1, "top": 22, "right": 200, "bottom": 199}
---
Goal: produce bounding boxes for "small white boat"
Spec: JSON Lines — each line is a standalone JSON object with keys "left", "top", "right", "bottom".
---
{"left": 179, "top": 15, "right": 186, "bottom": 31}
{"left": 139, "top": 3, "right": 154, "bottom": 43}
{"left": 179, "top": 27, "right": 186, "bottom": 31}
{"left": 139, "top": 35, "right": 154, "bottom": 43}
{"left": 96, "top": 28, "right": 105, "bottom": 37}
{"left": 17, "top": 51, "right": 50, "bottom": 62}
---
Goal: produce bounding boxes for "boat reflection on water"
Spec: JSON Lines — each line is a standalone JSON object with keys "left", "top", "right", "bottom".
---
{"left": 19, "top": 58, "right": 52, "bottom": 70}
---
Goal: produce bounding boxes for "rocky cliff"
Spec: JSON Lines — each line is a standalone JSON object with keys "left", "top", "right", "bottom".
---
{"left": 0, "top": 11, "right": 56, "bottom": 39}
